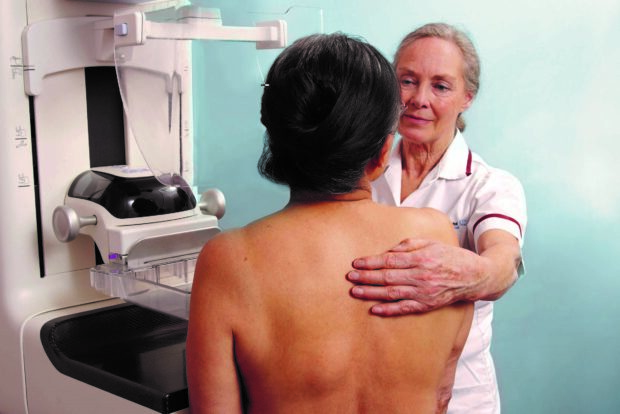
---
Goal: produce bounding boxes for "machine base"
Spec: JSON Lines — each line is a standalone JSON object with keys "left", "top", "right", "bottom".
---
{"left": 39, "top": 303, "right": 189, "bottom": 413}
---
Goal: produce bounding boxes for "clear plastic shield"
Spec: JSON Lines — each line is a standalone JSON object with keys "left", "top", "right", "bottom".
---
{"left": 113, "top": 3, "right": 324, "bottom": 189}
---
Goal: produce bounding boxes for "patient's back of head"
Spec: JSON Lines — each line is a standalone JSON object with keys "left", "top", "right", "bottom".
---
{"left": 258, "top": 33, "right": 401, "bottom": 193}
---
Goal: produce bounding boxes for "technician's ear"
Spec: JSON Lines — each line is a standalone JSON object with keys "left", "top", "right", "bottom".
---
{"left": 461, "top": 91, "right": 475, "bottom": 113}
{"left": 366, "top": 134, "right": 394, "bottom": 181}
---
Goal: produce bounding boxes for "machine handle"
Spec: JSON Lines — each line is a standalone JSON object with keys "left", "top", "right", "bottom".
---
{"left": 52, "top": 206, "right": 97, "bottom": 242}
{"left": 199, "top": 189, "right": 226, "bottom": 219}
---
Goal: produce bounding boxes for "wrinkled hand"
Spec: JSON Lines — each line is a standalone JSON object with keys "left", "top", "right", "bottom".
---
{"left": 347, "top": 239, "right": 484, "bottom": 316}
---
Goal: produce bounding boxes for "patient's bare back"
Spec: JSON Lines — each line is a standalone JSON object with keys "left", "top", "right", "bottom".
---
{"left": 199, "top": 201, "right": 472, "bottom": 413}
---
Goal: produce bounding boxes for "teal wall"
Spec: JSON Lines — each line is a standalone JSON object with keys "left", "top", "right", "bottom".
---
{"left": 192, "top": 1, "right": 620, "bottom": 412}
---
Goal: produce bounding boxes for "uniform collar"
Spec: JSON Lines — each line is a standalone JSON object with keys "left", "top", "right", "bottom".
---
{"left": 380, "top": 130, "right": 472, "bottom": 205}
{"left": 387, "top": 130, "right": 472, "bottom": 181}
{"left": 433, "top": 129, "right": 472, "bottom": 180}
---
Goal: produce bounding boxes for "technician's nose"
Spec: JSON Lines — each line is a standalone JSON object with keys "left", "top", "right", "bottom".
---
{"left": 405, "top": 85, "right": 429, "bottom": 109}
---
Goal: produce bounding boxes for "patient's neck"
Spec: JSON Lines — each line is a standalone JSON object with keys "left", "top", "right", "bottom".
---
{"left": 288, "top": 188, "right": 372, "bottom": 206}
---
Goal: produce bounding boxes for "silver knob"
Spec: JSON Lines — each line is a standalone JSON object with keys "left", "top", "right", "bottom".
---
{"left": 199, "top": 189, "right": 226, "bottom": 219}
{"left": 52, "top": 206, "right": 97, "bottom": 243}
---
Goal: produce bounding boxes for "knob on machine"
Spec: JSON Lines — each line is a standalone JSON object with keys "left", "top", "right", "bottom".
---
{"left": 52, "top": 205, "right": 97, "bottom": 242}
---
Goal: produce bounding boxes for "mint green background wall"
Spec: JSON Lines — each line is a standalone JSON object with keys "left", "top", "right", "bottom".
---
{"left": 193, "top": 1, "right": 620, "bottom": 412}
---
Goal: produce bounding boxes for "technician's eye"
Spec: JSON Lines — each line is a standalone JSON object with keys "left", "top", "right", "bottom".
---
{"left": 434, "top": 83, "right": 450, "bottom": 93}
{"left": 400, "top": 78, "right": 416, "bottom": 88}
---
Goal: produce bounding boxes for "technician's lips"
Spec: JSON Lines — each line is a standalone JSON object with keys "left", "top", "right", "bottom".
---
{"left": 402, "top": 114, "right": 432, "bottom": 124}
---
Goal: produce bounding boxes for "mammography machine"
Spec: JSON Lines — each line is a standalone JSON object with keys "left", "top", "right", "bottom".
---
{"left": 0, "top": 0, "right": 316, "bottom": 412}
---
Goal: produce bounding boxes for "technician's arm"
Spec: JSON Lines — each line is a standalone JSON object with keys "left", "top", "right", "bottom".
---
{"left": 473, "top": 229, "right": 522, "bottom": 301}
{"left": 347, "top": 229, "right": 521, "bottom": 316}
{"left": 186, "top": 239, "right": 244, "bottom": 413}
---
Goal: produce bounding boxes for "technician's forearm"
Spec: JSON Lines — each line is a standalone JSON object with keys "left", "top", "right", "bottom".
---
{"left": 473, "top": 237, "right": 522, "bottom": 302}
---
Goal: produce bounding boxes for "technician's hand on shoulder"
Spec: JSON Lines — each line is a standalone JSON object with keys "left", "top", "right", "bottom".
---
{"left": 347, "top": 238, "right": 485, "bottom": 315}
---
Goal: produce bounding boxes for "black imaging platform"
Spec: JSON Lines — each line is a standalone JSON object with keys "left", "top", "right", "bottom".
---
{"left": 41, "top": 303, "right": 189, "bottom": 413}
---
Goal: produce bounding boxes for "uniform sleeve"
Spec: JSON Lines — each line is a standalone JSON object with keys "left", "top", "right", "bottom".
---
{"left": 468, "top": 167, "right": 527, "bottom": 255}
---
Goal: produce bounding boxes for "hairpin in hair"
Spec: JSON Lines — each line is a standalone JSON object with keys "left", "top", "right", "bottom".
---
{"left": 261, "top": 83, "right": 270, "bottom": 87}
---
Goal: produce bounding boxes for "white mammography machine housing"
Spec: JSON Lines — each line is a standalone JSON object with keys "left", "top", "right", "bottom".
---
{"left": 0, "top": 1, "right": 319, "bottom": 412}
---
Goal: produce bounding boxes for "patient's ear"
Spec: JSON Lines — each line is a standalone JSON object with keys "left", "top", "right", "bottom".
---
{"left": 366, "top": 134, "right": 394, "bottom": 181}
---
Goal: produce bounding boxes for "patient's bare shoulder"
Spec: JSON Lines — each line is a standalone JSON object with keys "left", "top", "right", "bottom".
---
{"left": 196, "top": 229, "right": 245, "bottom": 278}
{"left": 192, "top": 229, "right": 252, "bottom": 310}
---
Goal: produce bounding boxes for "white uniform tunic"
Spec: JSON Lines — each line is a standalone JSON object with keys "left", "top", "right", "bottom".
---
{"left": 371, "top": 131, "right": 527, "bottom": 414}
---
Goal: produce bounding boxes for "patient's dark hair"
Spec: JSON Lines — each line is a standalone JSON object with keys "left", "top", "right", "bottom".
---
{"left": 258, "top": 33, "right": 401, "bottom": 194}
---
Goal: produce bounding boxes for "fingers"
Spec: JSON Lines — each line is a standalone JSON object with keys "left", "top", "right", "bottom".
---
{"left": 352, "top": 251, "right": 418, "bottom": 270}
{"left": 347, "top": 268, "right": 427, "bottom": 286}
{"left": 349, "top": 283, "right": 456, "bottom": 315}
{"left": 349, "top": 283, "right": 431, "bottom": 315}
{"left": 352, "top": 239, "right": 434, "bottom": 269}
{"left": 350, "top": 284, "right": 418, "bottom": 301}
{"left": 370, "top": 300, "right": 431, "bottom": 316}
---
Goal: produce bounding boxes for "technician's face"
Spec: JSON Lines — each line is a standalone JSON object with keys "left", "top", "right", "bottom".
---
{"left": 396, "top": 37, "right": 473, "bottom": 147}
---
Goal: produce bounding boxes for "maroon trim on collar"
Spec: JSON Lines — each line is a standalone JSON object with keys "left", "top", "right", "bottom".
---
{"left": 473, "top": 213, "right": 522, "bottom": 237}
{"left": 466, "top": 150, "right": 472, "bottom": 176}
